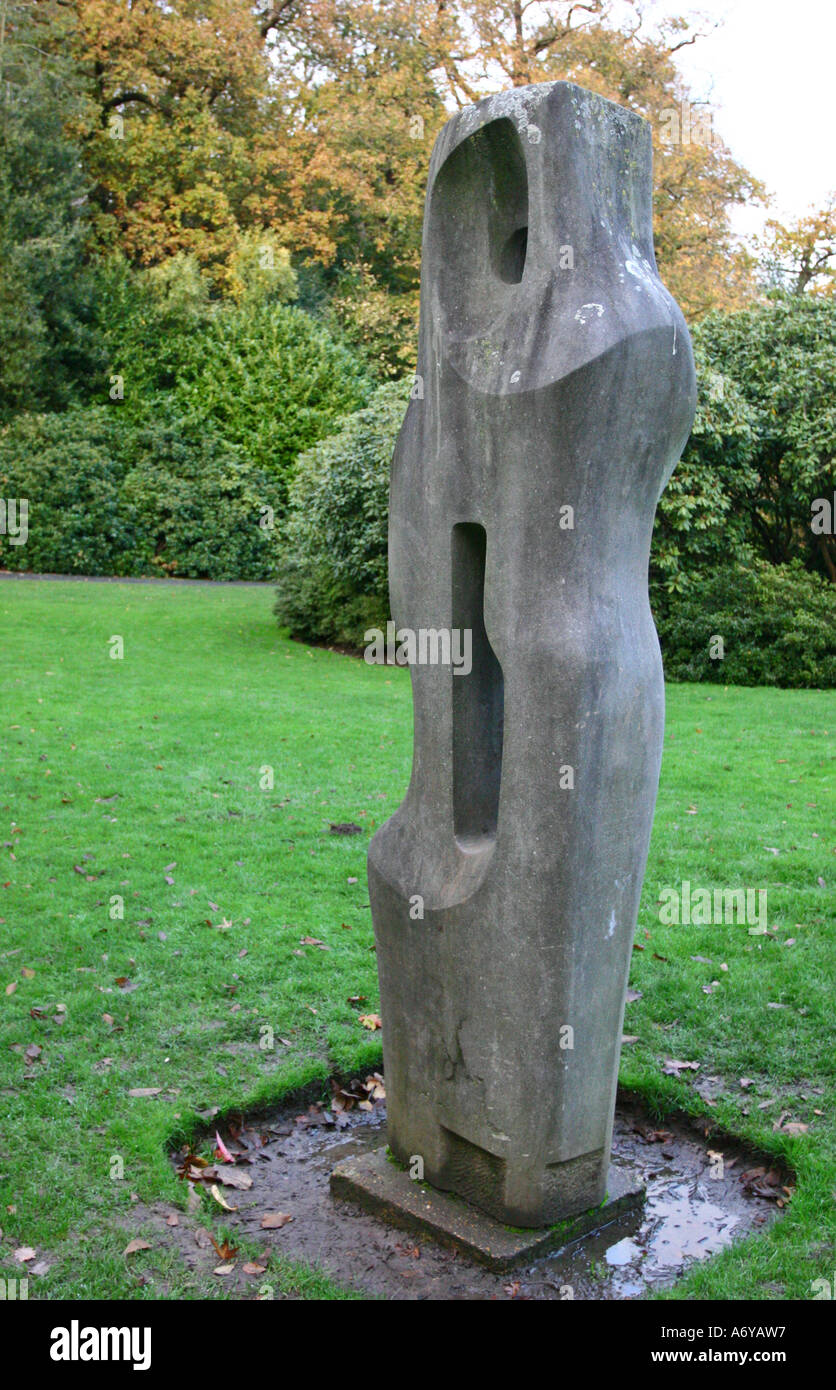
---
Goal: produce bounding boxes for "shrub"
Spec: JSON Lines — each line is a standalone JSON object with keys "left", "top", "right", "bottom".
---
{"left": 654, "top": 557, "right": 836, "bottom": 689}
{"left": 0, "top": 408, "right": 134, "bottom": 574}
{"left": 88, "top": 259, "right": 373, "bottom": 504}
{"left": 121, "top": 414, "right": 283, "bottom": 580}
{"left": 162, "top": 301, "right": 373, "bottom": 498}
{"left": 274, "top": 378, "right": 411, "bottom": 645}
{"left": 0, "top": 406, "right": 283, "bottom": 580}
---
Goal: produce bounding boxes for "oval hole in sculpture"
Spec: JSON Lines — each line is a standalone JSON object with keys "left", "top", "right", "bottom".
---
{"left": 452, "top": 522, "right": 504, "bottom": 851}
{"left": 499, "top": 224, "right": 528, "bottom": 283}
{"left": 428, "top": 117, "right": 529, "bottom": 334}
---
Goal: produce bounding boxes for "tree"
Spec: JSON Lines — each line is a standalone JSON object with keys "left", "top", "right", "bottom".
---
{"left": 0, "top": 0, "right": 99, "bottom": 416}
{"left": 760, "top": 195, "right": 836, "bottom": 297}
{"left": 59, "top": 1, "right": 763, "bottom": 371}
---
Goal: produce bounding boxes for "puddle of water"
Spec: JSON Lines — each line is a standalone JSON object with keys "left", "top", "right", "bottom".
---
{"left": 161, "top": 1095, "right": 782, "bottom": 1300}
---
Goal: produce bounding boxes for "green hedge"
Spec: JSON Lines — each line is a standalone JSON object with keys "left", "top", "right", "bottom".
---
{"left": 0, "top": 406, "right": 283, "bottom": 580}
{"left": 273, "top": 379, "right": 409, "bottom": 644}
{"left": 654, "top": 558, "right": 836, "bottom": 689}
{"left": 274, "top": 384, "right": 835, "bottom": 687}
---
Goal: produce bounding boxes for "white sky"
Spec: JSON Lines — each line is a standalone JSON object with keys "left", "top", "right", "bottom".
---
{"left": 632, "top": 0, "right": 836, "bottom": 240}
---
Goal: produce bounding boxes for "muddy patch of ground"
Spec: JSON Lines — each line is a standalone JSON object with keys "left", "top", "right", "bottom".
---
{"left": 149, "top": 1085, "right": 787, "bottom": 1300}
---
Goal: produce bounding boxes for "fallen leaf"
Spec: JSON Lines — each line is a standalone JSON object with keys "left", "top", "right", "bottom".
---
{"left": 213, "top": 1263, "right": 235, "bottom": 1276}
{"left": 625, "top": 988, "right": 642, "bottom": 1003}
{"left": 359, "top": 1013, "right": 382, "bottom": 1031}
{"left": 210, "top": 1184, "right": 237, "bottom": 1212}
{"left": 123, "top": 1238, "right": 151, "bottom": 1256}
{"left": 166, "top": 1214, "right": 179, "bottom": 1227}
{"left": 242, "top": 1261, "right": 267, "bottom": 1276}
{"left": 5, "top": 982, "right": 16, "bottom": 995}
{"left": 261, "top": 1212, "right": 293, "bottom": 1229}
{"left": 210, "top": 1236, "right": 238, "bottom": 1260}
{"left": 128, "top": 1087, "right": 162, "bottom": 1098}
{"left": 663, "top": 1058, "right": 700, "bottom": 1075}
{"left": 203, "top": 1167, "right": 253, "bottom": 1190}
{"left": 621, "top": 1034, "right": 639, "bottom": 1045}
{"left": 214, "top": 1130, "right": 234, "bottom": 1163}
{"left": 14, "top": 1246, "right": 36, "bottom": 1263}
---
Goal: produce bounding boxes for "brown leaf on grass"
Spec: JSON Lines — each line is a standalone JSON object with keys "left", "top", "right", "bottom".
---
{"left": 210, "top": 1184, "right": 237, "bottom": 1212}
{"left": 21, "top": 967, "right": 35, "bottom": 979}
{"left": 210, "top": 1236, "right": 238, "bottom": 1260}
{"left": 663, "top": 1058, "right": 700, "bottom": 1075}
{"left": 739, "top": 1077, "right": 755, "bottom": 1089}
{"left": 123, "top": 1238, "right": 151, "bottom": 1256}
{"left": 128, "top": 1087, "right": 162, "bottom": 1098}
{"left": 5, "top": 982, "right": 16, "bottom": 995}
{"left": 775, "top": 1119, "right": 809, "bottom": 1136}
{"left": 176, "top": 1148, "right": 208, "bottom": 1180}
{"left": 261, "top": 1212, "right": 293, "bottom": 1229}
{"left": 300, "top": 936, "right": 330, "bottom": 950}
{"left": 621, "top": 1034, "right": 639, "bottom": 1045}
{"left": 625, "top": 988, "right": 642, "bottom": 1003}
{"left": 359, "top": 1013, "right": 382, "bottom": 1031}
{"left": 213, "top": 1263, "right": 235, "bottom": 1276}
{"left": 166, "top": 1214, "right": 179, "bottom": 1227}
{"left": 24, "top": 1043, "right": 42, "bottom": 1063}
{"left": 14, "top": 1247, "right": 36, "bottom": 1263}
{"left": 242, "top": 1261, "right": 267, "bottom": 1276}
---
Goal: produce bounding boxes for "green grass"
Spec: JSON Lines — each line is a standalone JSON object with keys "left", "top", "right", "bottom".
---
{"left": 0, "top": 578, "right": 833, "bottom": 1300}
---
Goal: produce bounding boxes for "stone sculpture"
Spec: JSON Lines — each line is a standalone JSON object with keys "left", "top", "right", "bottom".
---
{"left": 365, "top": 81, "right": 696, "bottom": 1228}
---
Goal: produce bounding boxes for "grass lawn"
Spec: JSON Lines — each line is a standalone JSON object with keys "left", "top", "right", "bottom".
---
{"left": 0, "top": 578, "right": 833, "bottom": 1301}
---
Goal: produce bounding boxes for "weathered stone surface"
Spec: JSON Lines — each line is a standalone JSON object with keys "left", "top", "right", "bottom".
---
{"left": 330, "top": 1149, "right": 645, "bottom": 1272}
{"left": 367, "top": 82, "right": 696, "bottom": 1227}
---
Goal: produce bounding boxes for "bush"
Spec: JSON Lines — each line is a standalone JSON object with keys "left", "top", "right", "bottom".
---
{"left": 0, "top": 406, "right": 283, "bottom": 580}
{"left": 120, "top": 413, "right": 283, "bottom": 580}
{"left": 654, "top": 557, "right": 836, "bottom": 689}
{"left": 652, "top": 294, "right": 836, "bottom": 595}
{"left": 0, "top": 409, "right": 134, "bottom": 575}
{"left": 274, "top": 378, "right": 410, "bottom": 644}
{"left": 167, "top": 302, "right": 372, "bottom": 499}
{"left": 86, "top": 259, "right": 373, "bottom": 505}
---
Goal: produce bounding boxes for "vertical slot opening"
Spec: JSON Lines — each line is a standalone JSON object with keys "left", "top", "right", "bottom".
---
{"left": 452, "top": 523, "right": 504, "bottom": 850}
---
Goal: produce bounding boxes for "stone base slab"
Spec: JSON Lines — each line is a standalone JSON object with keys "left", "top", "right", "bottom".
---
{"left": 330, "top": 1148, "right": 645, "bottom": 1272}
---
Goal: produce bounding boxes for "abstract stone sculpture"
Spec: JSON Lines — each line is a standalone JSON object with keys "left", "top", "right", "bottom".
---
{"left": 367, "top": 82, "right": 696, "bottom": 1228}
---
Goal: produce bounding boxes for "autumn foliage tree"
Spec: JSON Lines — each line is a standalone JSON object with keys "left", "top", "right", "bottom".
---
{"left": 49, "top": 0, "right": 763, "bottom": 370}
